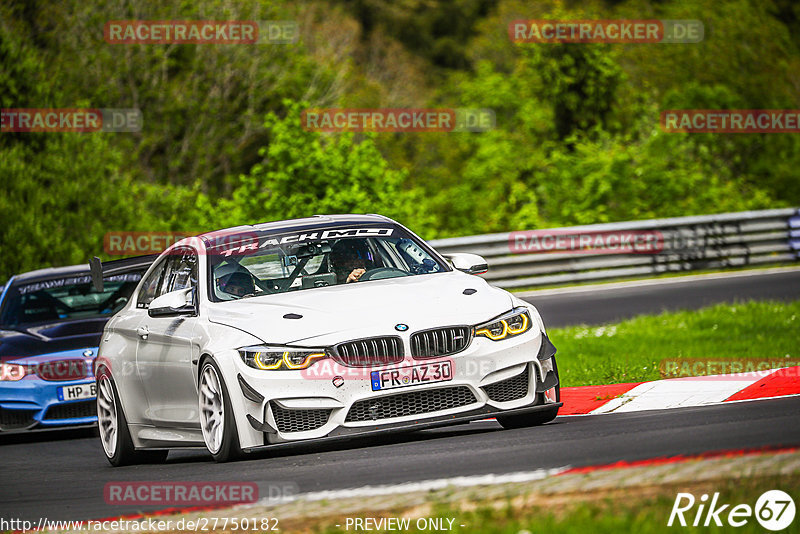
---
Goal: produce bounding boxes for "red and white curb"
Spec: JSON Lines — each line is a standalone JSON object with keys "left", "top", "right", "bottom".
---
{"left": 560, "top": 366, "right": 800, "bottom": 415}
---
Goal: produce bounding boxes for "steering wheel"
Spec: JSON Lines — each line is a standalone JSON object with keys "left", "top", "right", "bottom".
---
{"left": 359, "top": 267, "right": 411, "bottom": 281}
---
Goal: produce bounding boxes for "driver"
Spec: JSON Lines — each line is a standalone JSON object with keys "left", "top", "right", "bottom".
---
{"left": 330, "top": 240, "right": 370, "bottom": 284}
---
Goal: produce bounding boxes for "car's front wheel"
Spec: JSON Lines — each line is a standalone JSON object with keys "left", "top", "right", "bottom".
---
{"left": 96, "top": 370, "right": 168, "bottom": 466}
{"left": 198, "top": 358, "right": 241, "bottom": 462}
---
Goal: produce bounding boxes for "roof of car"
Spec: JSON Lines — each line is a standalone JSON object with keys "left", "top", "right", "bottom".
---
{"left": 198, "top": 214, "right": 396, "bottom": 242}
{"left": 10, "top": 255, "right": 155, "bottom": 285}
{"left": 11, "top": 264, "right": 91, "bottom": 284}
{"left": 6, "top": 217, "right": 396, "bottom": 286}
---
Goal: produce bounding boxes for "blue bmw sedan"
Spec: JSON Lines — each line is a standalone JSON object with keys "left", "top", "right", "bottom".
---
{"left": 0, "top": 257, "right": 151, "bottom": 433}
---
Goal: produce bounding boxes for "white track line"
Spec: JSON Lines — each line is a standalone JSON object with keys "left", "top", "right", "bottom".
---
{"left": 262, "top": 468, "right": 569, "bottom": 505}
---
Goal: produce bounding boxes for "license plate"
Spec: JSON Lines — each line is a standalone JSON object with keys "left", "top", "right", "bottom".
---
{"left": 370, "top": 360, "right": 453, "bottom": 391}
{"left": 58, "top": 383, "right": 97, "bottom": 401}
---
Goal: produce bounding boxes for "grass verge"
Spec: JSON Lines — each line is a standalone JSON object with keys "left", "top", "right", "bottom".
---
{"left": 548, "top": 299, "right": 800, "bottom": 386}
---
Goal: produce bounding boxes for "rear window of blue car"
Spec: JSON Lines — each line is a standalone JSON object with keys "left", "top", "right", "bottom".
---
{"left": 0, "top": 273, "right": 141, "bottom": 327}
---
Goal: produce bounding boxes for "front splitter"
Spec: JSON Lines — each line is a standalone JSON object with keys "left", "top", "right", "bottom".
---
{"left": 241, "top": 401, "right": 562, "bottom": 453}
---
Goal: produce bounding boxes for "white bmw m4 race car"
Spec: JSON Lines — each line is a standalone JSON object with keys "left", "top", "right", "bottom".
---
{"left": 94, "top": 214, "right": 561, "bottom": 465}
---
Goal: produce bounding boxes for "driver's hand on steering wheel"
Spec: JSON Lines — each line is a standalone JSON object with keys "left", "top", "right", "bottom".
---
{"left": 347, "top": 268, "right": 366, "bottom": 283}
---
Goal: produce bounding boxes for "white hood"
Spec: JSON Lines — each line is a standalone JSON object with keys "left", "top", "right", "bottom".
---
{"left": 206, "top": 271, "right": 513, "bottom": 346}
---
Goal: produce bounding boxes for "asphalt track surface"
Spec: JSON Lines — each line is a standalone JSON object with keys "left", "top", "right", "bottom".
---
{"left": 1, "top": 268, "right": 799, "bottom": 521}
{"left": 521, "top": 268, "right": 800, "bottom": 327}
{"left": 2, "top": 397, "right": 799, "bottom": 521}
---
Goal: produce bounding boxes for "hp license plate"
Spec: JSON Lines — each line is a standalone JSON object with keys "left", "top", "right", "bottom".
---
{"left": 58, "top": 382, "right": 97, "bottom": 401}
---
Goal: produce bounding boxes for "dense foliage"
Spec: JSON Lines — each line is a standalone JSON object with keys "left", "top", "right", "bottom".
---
{"left": 1, "top": 0, "right": 798, "bottom": 279}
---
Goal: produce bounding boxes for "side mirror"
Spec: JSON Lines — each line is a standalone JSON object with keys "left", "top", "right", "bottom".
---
{"left": 445, "top": 253, "right": 489, "bottom": 275}
{"left": 148, "top": 288, "right": 196, "bottom": 317}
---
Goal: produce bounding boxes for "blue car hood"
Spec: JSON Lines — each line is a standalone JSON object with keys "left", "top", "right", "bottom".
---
{"left": 0, "top": 318, "right": 106, "bottom": 361}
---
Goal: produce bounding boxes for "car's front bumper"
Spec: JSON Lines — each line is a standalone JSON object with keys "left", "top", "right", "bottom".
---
{"left": 224, "top": 327, "right": 559, "bottom": 450}
{"left": 0, "top": 377, "right": 97, "bottom": 433}
{"left": 241, "top": 400, "right": 562, "bottom": 453}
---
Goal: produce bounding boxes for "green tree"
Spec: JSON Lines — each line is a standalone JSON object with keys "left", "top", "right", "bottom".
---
{"left": 197, "top": 101, "right": 436, "bottom": 235}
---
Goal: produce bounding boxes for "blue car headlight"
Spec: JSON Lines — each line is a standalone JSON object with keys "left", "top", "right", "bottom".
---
{"left": 0, "top": 363, "right": 26, "bottom": 381}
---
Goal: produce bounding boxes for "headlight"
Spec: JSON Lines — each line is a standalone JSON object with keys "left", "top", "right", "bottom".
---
{"left": 238, "top": 345, "right": 327, "bottom": 371}
{"left": 0, "top": 363, "right": 26, "bottom": 381}
{"left": 473, "top": 308, "right": 532, "bottom": 341}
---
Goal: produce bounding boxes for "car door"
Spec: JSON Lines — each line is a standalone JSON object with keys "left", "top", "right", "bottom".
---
{"left": 135, "top": 248, "right": 201, "bottom": 427}
{"left": 99, "top": 257, "right": 165, "bottom": 426}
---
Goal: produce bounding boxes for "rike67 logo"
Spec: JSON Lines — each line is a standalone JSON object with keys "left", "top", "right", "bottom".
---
{"left": 669, "top": 490, "right": 795, "bottom": 530}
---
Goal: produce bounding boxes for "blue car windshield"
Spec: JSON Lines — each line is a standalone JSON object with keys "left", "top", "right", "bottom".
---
{"left": 0, "top": 274, "right": 142, "bottom": 327}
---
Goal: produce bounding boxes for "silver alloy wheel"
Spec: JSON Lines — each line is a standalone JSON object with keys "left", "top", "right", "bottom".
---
{"left": 97, "top": 376, "right": 118, "bottom": 458}
{"left": 199, "top": 364, "right": 225, "bottom": 454}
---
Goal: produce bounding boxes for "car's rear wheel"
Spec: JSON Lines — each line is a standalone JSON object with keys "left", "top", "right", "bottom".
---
{"left": 497, "top": 360, "right": 560, "bottom": 430}
{"left": 97, "top": 371, "right": 168, "bottom": 466}
{"left": 198, "top": 358, "right": 241, "bottom": 462}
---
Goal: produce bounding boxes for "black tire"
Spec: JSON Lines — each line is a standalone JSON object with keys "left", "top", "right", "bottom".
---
{"left": 97, "top": 370, "right": 168, "bottom": 467}
{"left": 497, "top": 359, "right": 560, "bottom": 430}
{"left": 198, "top": 357, "right": 242, "bottom": 463}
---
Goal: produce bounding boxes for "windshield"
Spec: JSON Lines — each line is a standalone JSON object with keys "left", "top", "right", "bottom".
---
{"left": 0, "top": 273, "right": 142, "bottom": 327}
{"left": 208, "top": 226, "right": 447, "bottom": 301}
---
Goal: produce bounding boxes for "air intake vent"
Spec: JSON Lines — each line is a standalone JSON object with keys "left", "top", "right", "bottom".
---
{"left": 334, "top": 336, "right": 404, "bottom": 367}
{"left": 43, "top": 400, "right": 96, "bottom": 420}
{"left": 270, "top": 402, "right": 331, "bottom": 433}
{"left": 410, "top": 326, "right": 471, "bottom": 359}
{"left": 345, "top": 386, "right": 477, "bottom": 422}
{"left": 483, "top": 366, "right": 530, "bottom": 402}
{"left": 0, "top": 407, "right": 37, "bottom": 430}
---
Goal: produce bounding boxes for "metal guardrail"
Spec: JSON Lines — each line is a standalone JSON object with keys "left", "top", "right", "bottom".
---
{"left": 430, "top": 208, "right": 799, "bottom": 289}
